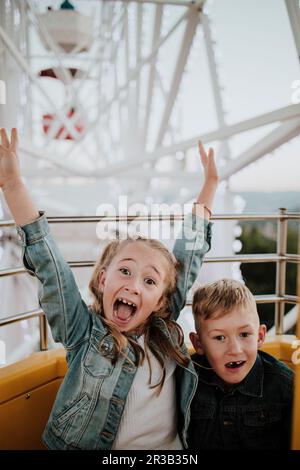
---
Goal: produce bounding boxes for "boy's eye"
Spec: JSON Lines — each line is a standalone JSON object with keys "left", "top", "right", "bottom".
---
{"left": 214, "top": 335, "right": 226, "bottom": 342}
{"left": 240, "top": 332, "right": 250, "bottom": 338}
{"left": 145, "top": 278, "right": 156, "bottom": 285}
{"left": 120, "top": 268, "right": 130, "bottom": 275}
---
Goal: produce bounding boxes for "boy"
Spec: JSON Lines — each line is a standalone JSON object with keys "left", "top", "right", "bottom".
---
{"left": 188, "top": 279, "right": 294, "bottom": 450}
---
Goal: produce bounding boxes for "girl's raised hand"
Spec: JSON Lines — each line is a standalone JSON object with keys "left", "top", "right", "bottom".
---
{"left": 198, "top": 140, "right": 218, "bottom": 184}
{"left": 0, "top": 128, "right": 21, "bottom": 190}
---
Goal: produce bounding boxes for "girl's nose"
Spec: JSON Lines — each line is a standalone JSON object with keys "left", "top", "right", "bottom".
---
{"left": 124, "top": 282, "right": 140, "bottom": 295}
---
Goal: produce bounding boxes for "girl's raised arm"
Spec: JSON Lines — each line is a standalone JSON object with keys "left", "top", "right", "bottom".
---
{"left": 1, "top": 128, "right": 91, "bottom": 348}
{"left": 170, "top": 141, "right": 218, "bottom": 319}
{"left": 0, "top": 128, "right": 39, "bottom": 226}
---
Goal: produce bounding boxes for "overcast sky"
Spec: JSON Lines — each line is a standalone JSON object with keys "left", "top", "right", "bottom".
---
{"left": 196, "top": 0, "right": 300, "bottom": 191}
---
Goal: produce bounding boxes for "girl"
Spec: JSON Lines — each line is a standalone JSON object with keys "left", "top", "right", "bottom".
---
{"left": 0, "top": 128, "right": 218, "bottom": 450}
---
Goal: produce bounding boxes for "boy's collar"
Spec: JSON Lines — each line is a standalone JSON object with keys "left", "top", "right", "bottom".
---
{"left": 235, "top": 354, "right": 264, "bottom": 398}
{"left": 193, "top": 353, "right": 264, "bottom": 397}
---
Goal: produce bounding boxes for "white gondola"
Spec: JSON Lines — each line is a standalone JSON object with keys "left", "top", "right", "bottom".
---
{"left": 38, "top": 9, "right": 93, "bottom": 53}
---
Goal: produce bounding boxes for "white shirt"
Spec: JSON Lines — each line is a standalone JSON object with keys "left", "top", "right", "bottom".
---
{"left": 112, "top": 335, "right": 183, "bottom": 450}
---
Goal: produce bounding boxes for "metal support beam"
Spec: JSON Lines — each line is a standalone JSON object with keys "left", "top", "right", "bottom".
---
{"left": 20, "top": 142, "right": 93, "bottom": 176}
{"left": 219, "top": 118, "right": 300, "bottom": 180}
{"left": 155, "top": 7, "right": 200, "bottom": 147}
{"left": 0, "top": 24, "right": 82, "bottom": 140}
{"left": 142, "top": 3, "right": 163, "bottom": 147}
{"left": 63, "top": 7, "right": 190, "bottom": 160}
{"left": 68, "top": 104, "right": 300, "bottom": 178}
{"left": 202, "top": 11, "right": 231, "bottom": 165}
{"left": 275, "top": 208, "right": 288, "bottom": 335}
{"left": 285, "top": 0, "right": 300, "bottom": 61}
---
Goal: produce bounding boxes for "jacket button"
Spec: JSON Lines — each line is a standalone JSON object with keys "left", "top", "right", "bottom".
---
{"left": 223, "top": 420, "right": 234, "bottom": 426}
{"left": 99, "top": 340, "right": 113, "bottom": 355}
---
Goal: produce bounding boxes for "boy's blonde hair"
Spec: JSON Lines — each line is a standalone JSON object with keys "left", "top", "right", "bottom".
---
{"left": 192, "top": 278, "right": 257, "bottom": 332}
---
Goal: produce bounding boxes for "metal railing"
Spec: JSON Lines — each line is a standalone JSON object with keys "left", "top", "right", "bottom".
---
{"left": 0, "top": 209, "right": 299, "bottom": 351}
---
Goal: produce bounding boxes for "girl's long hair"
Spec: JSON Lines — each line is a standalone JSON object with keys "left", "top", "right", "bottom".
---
{"left": 89, "top": 237, "right": 189, "bottom": 392}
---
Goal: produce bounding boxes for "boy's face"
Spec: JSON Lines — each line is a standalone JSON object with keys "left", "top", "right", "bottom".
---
{"left": 190, "top": 305, "right": 266, "bottom": 386}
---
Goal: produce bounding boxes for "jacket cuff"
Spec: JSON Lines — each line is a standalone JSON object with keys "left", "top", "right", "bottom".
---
{"left": 16, "top": 211, "right": 50, "bottom": 246}
{"left": 184, "top": 212, "right": 212, "bottom": 231}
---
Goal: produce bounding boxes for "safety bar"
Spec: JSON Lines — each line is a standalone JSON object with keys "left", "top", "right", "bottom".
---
{"left": 0, "top": 209, "right": 299, "bottom": 350}
{"left": 1, "top": 212, "right": 300, "bottom": 228}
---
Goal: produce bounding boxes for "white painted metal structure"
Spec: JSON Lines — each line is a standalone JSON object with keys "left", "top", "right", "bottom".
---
{"left": 0, "top": 0, "right": 300, "bottom": 363}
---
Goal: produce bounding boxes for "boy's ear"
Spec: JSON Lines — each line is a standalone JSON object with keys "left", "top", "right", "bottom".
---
{"left": 98, "top": 269, "right": 106, "bottom": 293}
{"left": 257, "top": 324, "right": 267, "bottom": 348}
{"left": 189, "top": 332, "right": 205, "bottom": 354}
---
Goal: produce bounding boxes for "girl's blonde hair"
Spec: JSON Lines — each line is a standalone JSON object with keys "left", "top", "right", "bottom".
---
{"left": 89, "top": 237, "right": 189, "bottom": 392}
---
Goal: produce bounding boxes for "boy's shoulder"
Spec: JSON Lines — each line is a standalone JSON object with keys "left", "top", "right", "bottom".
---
{"left": 258, "top": 349, "right": 294, "bottom": 379}
{"left": 258, "top": 350, "right": 294, "bottom": 396}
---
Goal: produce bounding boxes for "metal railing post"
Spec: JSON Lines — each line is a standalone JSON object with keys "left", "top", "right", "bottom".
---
{"left": 275, "top": 208, "right": 288, "bottom": 335}
{"left": 39, "top": 313, "right": 48, "bottom": 351}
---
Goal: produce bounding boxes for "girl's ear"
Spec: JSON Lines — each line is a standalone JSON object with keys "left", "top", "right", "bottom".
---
{"left": 98, "top": 269, "right": 106, "bottom": 293}
{"left": 257, "top": 324, "right": 267, "bottom": 347}
{"left": 189, "top": 332, "right": 205, "bottom": 354}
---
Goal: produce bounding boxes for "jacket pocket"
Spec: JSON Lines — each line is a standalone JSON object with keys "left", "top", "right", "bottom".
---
{"left": 52, "top": 393, "right": 92, "bottom": 447}
{"left": 55, "top": 394, "right": 90, "bottom": 427}
{"left": 83, "top": 338, "right": 114, "bottom": 378}
{"left": 242, "top": 406, "right": 283, "bottom": 449}
{"left": 243, "top": 407, "right": 282, "bottom": 427}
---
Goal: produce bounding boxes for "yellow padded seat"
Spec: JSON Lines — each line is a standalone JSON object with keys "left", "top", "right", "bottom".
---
{"left": 0, "top": 348, "right": 67, "bottom": 450}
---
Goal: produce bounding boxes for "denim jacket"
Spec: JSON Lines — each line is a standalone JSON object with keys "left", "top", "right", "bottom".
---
{"left": 16, "top": 212, "right": 211, "bottom": 450}
{"left": 188, "top": 350, "right": 294, "bottom": 450}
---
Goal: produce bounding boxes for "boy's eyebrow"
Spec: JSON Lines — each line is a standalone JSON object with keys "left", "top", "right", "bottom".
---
{"left": 209, "top": 324, "right": 254, "bottom": 333}
{"left": 238, "top": 324, "right": 253, "bottom": 329}
{"left": 118, "top": 258, "right": 162, "bottom": 277}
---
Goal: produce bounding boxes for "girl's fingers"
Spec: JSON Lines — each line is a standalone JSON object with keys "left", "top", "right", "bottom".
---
{"left": 0, "top": 128, "right": 9, "bottom": 149}
{"left": 10, "top": 128, "right": 18, "bottom": 152}
{"left": 198, "top": 140, "right": 208, "bottom": 165}
{"left": 208, "top": 147, "right": 214, "bottom": 159}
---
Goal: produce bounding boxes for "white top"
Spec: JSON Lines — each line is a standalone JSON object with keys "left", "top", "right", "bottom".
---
{"left": 112, "top": 335, "right": 183, "bottom": 450}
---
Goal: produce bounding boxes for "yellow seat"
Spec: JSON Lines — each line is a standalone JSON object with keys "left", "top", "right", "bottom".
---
{"left": 0, "top": 337, "right": 299, "bottom": 450}
{"left": 0, "top": 348, "right": 67, "bottom": 450}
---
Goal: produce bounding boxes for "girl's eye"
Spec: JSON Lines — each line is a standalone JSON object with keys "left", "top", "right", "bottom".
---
{"left": 145, "top": 278, "right": 156, "bottom": 285}
{"left": 120, "top": 268, "right": 130, "bottom": 275}
{"left": 240, "top": 332, "right": 250, "bottom": 338}
{"left": 214, "top": 335, "right": 226, "bottom": 342}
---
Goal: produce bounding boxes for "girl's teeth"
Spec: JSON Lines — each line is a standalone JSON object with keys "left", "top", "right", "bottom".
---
{"left": 118, "top": 298, "right": 136, "bottom": 307}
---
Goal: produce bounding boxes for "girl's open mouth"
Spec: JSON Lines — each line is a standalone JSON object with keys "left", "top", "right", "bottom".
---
{"left": 113, "top": 298, "right": 137, "bottom": 324}
{"left": 225, "top": 360, "right": 246, "bottom": 369}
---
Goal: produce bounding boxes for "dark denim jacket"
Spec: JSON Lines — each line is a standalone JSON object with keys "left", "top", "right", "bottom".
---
{"left": 188, "top": 350, "right": 294, "bottom": 450}
{"left": 16, "top": 212, "right": 211, "bottom": 450}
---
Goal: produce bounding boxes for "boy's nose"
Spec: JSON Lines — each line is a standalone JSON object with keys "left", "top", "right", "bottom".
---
{"left": 227, "top": 338, "right": 243, "bottom": 355}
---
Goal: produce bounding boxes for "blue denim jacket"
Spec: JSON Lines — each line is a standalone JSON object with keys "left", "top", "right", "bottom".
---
{"left": 16, "top": 213, "right": 211, "bottom": 450}
{"left": 188, "top": 351, "right": 294, "bottom": 450}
